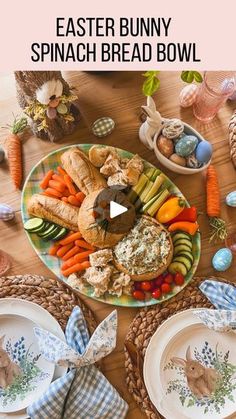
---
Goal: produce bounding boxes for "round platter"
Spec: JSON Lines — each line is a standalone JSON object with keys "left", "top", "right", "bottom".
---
{"left": 21, "top": 144, "right": 201, "bottom": 307}
{"left": 144, "top": 309, "right": 236, "bottom": 419}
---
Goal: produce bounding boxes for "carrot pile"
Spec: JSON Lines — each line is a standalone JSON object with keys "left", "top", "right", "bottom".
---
{"left": 49, "top": 231, "right": 95, "bottom": 276}
{"left": 206, "top": 165, "right": 227, "bottom": 242}
{"left": 39, "top": 166, "right": 86, "bottom": 207}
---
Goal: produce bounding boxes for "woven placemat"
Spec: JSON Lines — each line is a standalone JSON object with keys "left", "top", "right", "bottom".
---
{"left": 124, "top": 276, "right": 232, "bottom": 419}
{"left": 0, "top": 274, "right": 97, "bottom": 334}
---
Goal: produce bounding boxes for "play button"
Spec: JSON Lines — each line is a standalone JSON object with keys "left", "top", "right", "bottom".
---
{"left": 93, "top": 186, "right": 136, "bottom": 235}
{"left": 110, "top": 201, "right": 128, "bottom": 219}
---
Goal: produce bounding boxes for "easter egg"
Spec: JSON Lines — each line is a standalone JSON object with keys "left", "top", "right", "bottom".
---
{"left": 195, "top": 140, "right": 212, "bottom": 164}
{"left": 175, "top": 135, "right": 198, "bottom": 157}
{"left": 56, "top": 103, "right": 68, "bottom": 115}
{"left": 162, "top": 119, "right": 184, "bottom": 139}
{"left": 157, "top": 135, "right": 174, "bottom": 158}
{"left": 0, "top": 204, "right": 15, "bottom": 221}
{"left": 226, "top": 191, "right": 236, "bottom": 207}
{"left": 186, "top": 154, "right": 201, "bottom": 169}
{"left": 169, "top": 153, "right": 186, "bottom": 166}
{"left": 46, "top": 107, "right": 57, "bottom": 119}
{"left": 212, "top": 248, "right": 233, "bottom": 271}
{"left": 0, "top": 146, "right": 5, "bottom": 163}
{"left": 92, "top": 117, "right": 115, "bottom": 137}
{"left": 179, "top": 84, "right": 198, "bottom": 108}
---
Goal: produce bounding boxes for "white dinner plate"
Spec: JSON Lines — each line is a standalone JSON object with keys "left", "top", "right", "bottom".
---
{"left": 144, "top": 309, "right": 236, "bottom": 419}
{"left": 0, "top": 298, "right": 67, "bottom": 419}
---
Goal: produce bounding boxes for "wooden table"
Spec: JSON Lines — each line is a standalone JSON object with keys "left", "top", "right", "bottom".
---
{"left": 0, "top": 71, "right": 236, "bottom": 418}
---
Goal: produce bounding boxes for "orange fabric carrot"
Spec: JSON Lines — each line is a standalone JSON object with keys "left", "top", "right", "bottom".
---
{"left": 62, "top": 261, "right": 90, "bottom": 277}
{"left": 64, "top": 175, "right": 77, "bottom": 195}
{"left": 49, "top": 243, "right": 61, "bottom": 256}
{"left": 68, "top": 195, "right": 81, "bottom": 207}
{"left": 57, "top": 243, "right": 74, "bottom": 258}
{"left": 48, "top": 179, "right": 65, "bottom": 193}
{"left": 6, "top": 116, "right": 28, "bottom": 189}
{"left": 44, "top": 188, "right": 63, "bottom": 198}
{"left": 206, "top": 165, "right": 220, "bottom": 217}
{"left": 62, "top": 245, "right": 81, "bottom": 261}
{"left": 40, "top": 169, "right": 54, "bottom": 190}
{"left": 76, "top": 192, "right": 86, "bottom": 203}
{"left": 59, "top": 231, "right": 82, "bottom": 245}
{"left": 74, "top": 240, "right": 95, "bottom": 251}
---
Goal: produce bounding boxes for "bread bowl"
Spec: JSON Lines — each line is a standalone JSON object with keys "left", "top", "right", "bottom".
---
{"left": 113, "top": 215, "right": 173, "bottom": 281}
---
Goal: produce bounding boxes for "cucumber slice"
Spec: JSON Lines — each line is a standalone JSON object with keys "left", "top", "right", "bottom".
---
{"left": 168, "top": 261, "right": 187, "bottom": 276}
{"left": 174, "top": 256, "right": 192, "bottom": 271}
{"left": 42, "top": 226, "right": 62, "bottom": 241}
{"left": 178, "top": 252, "right": 194, "bottom": 263}
{"left": 174, "top": 238, "right": 192, "bottom": 249}
{"left": 24, "top": 218, "right": 44, "bottom": 232}
{"left": 38, "top": 224, "right": 57, "bottom": 238}
{"left": 174, "top": 244, "right": 193, "bottom": 255}
{"left": 172, "top": 232, "right": 191, "bottom": 243}
{"left": 52, "top": 227, "right": 68, "bottom": 241}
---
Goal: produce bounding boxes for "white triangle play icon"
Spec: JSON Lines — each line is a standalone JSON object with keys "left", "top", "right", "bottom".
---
{"left": 110, "top": 201, "right": 128, "bottom": 219}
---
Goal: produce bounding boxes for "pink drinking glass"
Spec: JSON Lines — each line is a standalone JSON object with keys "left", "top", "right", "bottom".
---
{"left": 193, "top": 71, "right": 236, "bottom": 122}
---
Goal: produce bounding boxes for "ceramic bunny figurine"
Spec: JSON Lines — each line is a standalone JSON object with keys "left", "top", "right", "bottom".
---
{"left": 0, "top": 335, "right": 21, "bottom": 389}
{"left": 171, "top": 346, "right": 221, "bottom": 399}
{"left": 139, "top": 96, "right": 168, "bottom": 150}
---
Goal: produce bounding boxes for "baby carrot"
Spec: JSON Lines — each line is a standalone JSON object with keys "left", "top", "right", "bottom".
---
{"left": 62, "top": 245, "right": 81, "bottom": 261}
{"left": 48, "top": 179, "right": 65, "bottom": 193}
{"left": 61, "top": 197, "right": 68, "bottom": 203}
{"left": 56, "top": 243, "right": 74, "bottom": 258}
{"left": 52, "top": 173, "right": 67, "bottom": 186}
{"left": 73, "top": 250, "right": 93, "bottom": 262}
{"left": 49, "top": 243, "right": 61, "bottom": 256}
{"left": 57, "top": 166, "right": 68, "bottom": 177}
{"left": 75, "top": 240, "right": 95, "bottom": 251}
{"left": 59, "top": 231, "right": 82, "bottom": 245}
{"left": 62, "top": 261, "right": 90, "bottom": 277}
{"left": 45, "top": 188, "right": 63, "bottom": 198}
{"left": 76, "top": 191, "right": 86, "bottom": 203}
{"left": 64, "top": 175, "right": 77, "bottom": 195}
{"left": 68, "top": 195, "right": 81, "bottom": 207}
{"left": 40, "top": 170, "right": 54, "bottom": 189}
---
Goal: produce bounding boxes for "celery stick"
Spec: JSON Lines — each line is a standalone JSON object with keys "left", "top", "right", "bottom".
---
{"left": 135, "top": 180, "right": 154, "bottom": 209}
{"left": 147, "top": 189, "right": 170, "bottom": 217}
{"left": 150, "top": 169, "right": 161, "bottom": 181}
{"left": 127, "top": 173, "right": 149, "bottom": 203}
{"left": 141, "top": 191, "right": 163, "bottom": 213}
{"left": 145, "top": 167, "right": 155, "bottom": 179}
{"left": 143, "top": 174, "right": 165, "bottom": 204}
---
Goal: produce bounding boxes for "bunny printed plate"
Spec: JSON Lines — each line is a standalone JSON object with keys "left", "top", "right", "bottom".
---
{"left": 0, "top": 313, "right": 54, "bottom": 414}
{"left": 144, "top": 309, "right": 236, "bottom": 419}
{"left": 0, "top": 298, "right": 67, "bottom": 419}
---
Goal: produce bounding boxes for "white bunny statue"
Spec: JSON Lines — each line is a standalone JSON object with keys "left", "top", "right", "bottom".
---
{"left": 139, "top": 96, "right": 168, "bottom": 150}
{"left": 0, "top": 335, "right": 22, "bottom": 389}
{"left": 171, "top": 346, "right": 221, "bottom": 399}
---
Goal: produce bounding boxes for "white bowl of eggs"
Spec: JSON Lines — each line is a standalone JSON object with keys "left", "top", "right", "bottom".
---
{"left": 153, "top": 119, "right": 212, "bottom": 175}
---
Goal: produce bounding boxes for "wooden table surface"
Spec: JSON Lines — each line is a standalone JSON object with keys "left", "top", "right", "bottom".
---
{"left": 0, "top": 71, "right": 236, "bottom": 418}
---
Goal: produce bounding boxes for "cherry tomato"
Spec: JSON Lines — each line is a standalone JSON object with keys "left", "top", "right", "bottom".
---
{"left": 174, "top": 272, "right": 185, "bottom": 286}
{"left": 164, "top": 273, "right": 174, "bottom": 284}
{"left": 161, "top": 283, "right": 172, "bottom": 294}
{"left": 140, "top": 281, "right": 153, "bottom": 292}
{"left": 155, "top": 275, "right": 164, "bottom": 287}
{"left": 132, "top": 290, "right": 145, "bottom": 301}
{"left": 152, "top": 288, "right": 162, "bottom": 299}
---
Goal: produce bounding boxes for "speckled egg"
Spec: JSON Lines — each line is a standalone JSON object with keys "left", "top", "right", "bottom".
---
{"left": 169, "top": 153, "right": 186, "bottom": 166}
{"left": 195, "top": 140, "right": 212, "bottom": 164}
{"left": 175, "top": 135, "right": 198, "bottom": 157}
{"left": 226, "top": 191, "right": 236, "bottom": 207}
{"left": 157, "top": 135, "right": 174, "bottom": 158}
{"left": 162, "top": 119, "right": 184, "bottom": 139}
{"left": 212, "top": 248, "right": 233, "bottom": 271}
{"left": 0, "top": 146, "right": 5, "bottom": 163}
{"left": 0, "top": 204, "right": 15, "bottom": 221}
{"left": 186, "top": 154, "right": 201, "bottom": 169}
{"left": 179, "top": 84, "right": 198, "bottom": 108}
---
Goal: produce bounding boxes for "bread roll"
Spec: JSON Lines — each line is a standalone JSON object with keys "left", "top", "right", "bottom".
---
{"left": 61, "top": 148, "right": 107, "bottom": 195}
{"left": 27, "top": 194, "right": 79, "bottom": 231}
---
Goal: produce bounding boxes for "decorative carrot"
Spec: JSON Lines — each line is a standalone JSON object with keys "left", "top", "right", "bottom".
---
{"left": 168, "top": 221, "right": 199, "bottom": 235}
{"left": 5, "top": 116, "right": 28, "bottom": 189}
{"left": 206, "top": 165, "right": 227, "bottom": 242}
